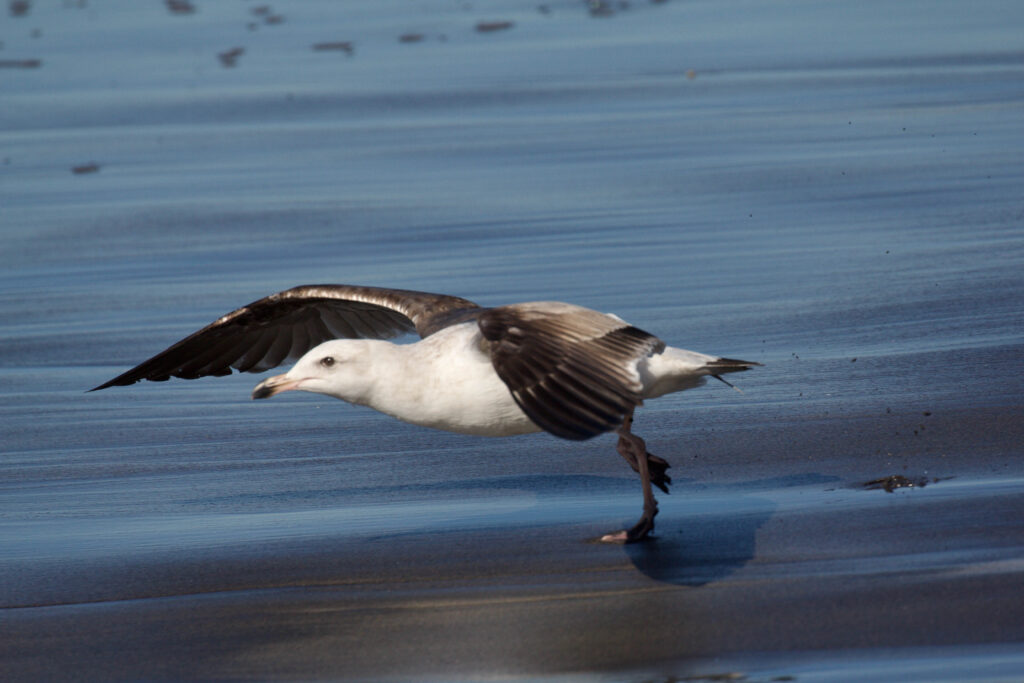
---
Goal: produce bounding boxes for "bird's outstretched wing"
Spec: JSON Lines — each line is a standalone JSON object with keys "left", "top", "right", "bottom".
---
{"left": 91, "top": 285, "right": 479, "bottom": 390}
{"left": 478, "top": 302, "right": 665, "bottom": 440}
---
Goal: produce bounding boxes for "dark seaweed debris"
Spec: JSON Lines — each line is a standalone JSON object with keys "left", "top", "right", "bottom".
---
{"left": 218, "top": 47, "right": 244, "bottom": 68}
{"left": 862, "top": 475, "right": 948, "bottom": 493}
{"left": 9, "top": 0, "right": 30, "bottom": 18}
{"left": 71, "top": 162, "right": 100, "bottom": 174}
{"left": 165, "top": 0, "right": 195, "bottom": 15}
{"left": 0, "top": 58, "right": 41, "bottom": 68}
{"left": 475, "top": 21, "right": 514, "bottom": 33}
{"left": 312, "top": 41, "right": 354, "bottom": 55}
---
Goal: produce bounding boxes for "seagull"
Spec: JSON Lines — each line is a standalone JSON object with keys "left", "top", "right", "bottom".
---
{"left": 92, "top": 285, "right": 760, "bottom": 542}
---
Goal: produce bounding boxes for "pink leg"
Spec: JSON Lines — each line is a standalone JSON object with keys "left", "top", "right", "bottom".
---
{"left": 601, "top": 409, "right": 668, "bottom": 543}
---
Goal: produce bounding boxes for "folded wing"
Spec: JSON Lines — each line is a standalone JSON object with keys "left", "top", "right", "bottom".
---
{"left": 479, "top": 302, "right": 665, "bottom": 440}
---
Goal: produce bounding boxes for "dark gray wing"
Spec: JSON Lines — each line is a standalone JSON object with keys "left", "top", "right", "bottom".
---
{"left": 91, "top": 284, "right": 479, "bottom": 390}
{"left": 478, "top": 302, "right": 665, "bottom": 441}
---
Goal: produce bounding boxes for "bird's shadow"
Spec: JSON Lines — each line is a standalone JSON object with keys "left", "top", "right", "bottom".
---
{"left": 621, "top": 508, "right": 771, "bottom": 586}
{"left": 620, "top": 473, "right": 837, "bottom": 586}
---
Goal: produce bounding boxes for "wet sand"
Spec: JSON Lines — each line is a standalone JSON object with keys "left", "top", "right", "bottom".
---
{"left": 5, "top": 400, "right": 1024, "bottom": 680}
{"left": 2, "top": 1, "right": 1023, "bottom": 680}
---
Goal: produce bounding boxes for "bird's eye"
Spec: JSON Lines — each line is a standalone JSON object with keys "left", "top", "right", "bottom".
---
{"left": 320, "top": 356, "right": 335, "bottom": 367}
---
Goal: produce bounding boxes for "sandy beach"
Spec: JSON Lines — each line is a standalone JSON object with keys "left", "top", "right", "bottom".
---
{"left": 2, "top": 1, "right": 1023, "bottom": 680}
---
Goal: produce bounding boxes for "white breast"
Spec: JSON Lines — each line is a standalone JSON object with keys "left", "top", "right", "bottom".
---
{"left": 366, "top": 323, "right": 542, "bottom": 437}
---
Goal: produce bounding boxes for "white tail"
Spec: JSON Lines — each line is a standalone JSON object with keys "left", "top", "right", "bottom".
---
{"left": 639, "top": 346, "right": 760, "bottom": 399}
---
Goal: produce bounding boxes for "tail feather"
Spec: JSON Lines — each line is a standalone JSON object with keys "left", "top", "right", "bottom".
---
{"left": 708, "top": 357, "right": 761, "bottom": 393}
{"left": 707, "top": 357, "right": 762, "bottom": 373}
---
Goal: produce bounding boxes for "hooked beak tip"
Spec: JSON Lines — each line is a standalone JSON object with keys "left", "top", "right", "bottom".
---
{"left": 251, "top": 374, "right": 299, "bottom": 400}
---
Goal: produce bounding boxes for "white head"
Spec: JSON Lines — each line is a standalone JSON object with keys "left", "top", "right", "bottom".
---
{"left": 251, "top": 339, "right": 379, "bottom": 405}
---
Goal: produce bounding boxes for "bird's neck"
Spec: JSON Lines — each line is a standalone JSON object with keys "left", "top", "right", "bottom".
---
{"left": 354, "top": 341, "right": 431, "bottom": 417}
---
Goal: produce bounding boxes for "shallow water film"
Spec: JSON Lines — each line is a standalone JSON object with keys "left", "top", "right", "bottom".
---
{"left": 2, "top": 1, "right": 1023, "bottom": 681}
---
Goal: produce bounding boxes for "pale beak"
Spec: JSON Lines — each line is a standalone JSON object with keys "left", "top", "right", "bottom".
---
{"left": 251, "top": 373, "right": 302, "bottom": 400}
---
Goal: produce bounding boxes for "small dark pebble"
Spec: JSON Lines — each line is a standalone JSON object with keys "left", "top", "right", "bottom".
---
{"left": 398, "top": 33, "right": 425, "bottom": 43}
{"left": 218, "top": 47, "right": 244, "bottom": 67}
{"left": 165, "top": 0, "right": 195, "bottom": 15}
{"left": 312, "top": 41, "right": 354, "bottom": 55}
{"left": 264, "top": 14, "right": 284, "bottom": 25}
{"left": 250, "top": 5, "right": 270, "bottom": 16}
{"left": 71, "top": 162, "right": 100, "bottom": 174}
{"left": 0, "top": 58, "right": 41, "bottom": 68}
{"left": 923, "top": 411, "right": 932, "bottom": 416}
{"left": 475, "top": 20, "right": 514, "bottom": 32}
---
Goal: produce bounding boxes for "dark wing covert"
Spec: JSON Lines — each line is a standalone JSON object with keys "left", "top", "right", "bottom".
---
{"left": 91, "top": 284, "right": 479, "bottom": 390}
